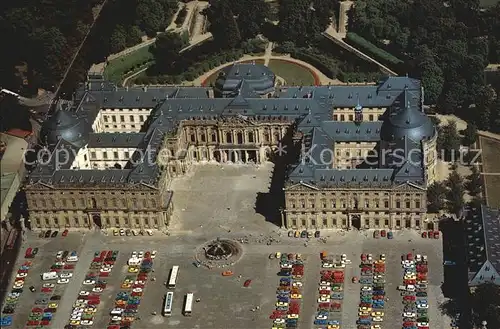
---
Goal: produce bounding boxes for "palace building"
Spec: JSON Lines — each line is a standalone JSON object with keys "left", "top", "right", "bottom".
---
{"left": 24, "top": 63, "right": 437, "bottom": 231}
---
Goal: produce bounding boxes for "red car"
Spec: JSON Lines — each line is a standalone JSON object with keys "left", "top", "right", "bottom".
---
{"left": 62, "top": 229, "right": 69, "bottom": 237}
{"left": 100, "top": 272, "right": 109, "bottom": 277}
{"left": 26, "top": 321, "right": 40, "bottom": 326}
{"left": 407, "top": 253, "right": 413, "bottom": 261}
{"left": 403, "top": 321, "right": 416, "bottom": 327}
{"left": 32, "top": 307, "right": 43, "bottom": 313}
{"left": 244, "top": 279, "right": 252, "bottom": 287}
{"left": 380, "top": 230, "right": 387, "bottom": 237}
{"left": 107, "top": 326, "right": 120, "bottom": 329}
{"left": 126, "top": 304, "right": 138, "bottom": 310}
{"left": 434, "top": 231, "right": 440, "bottom": 239}
{"left": 373, "top": 295, "right": 384, "bottom": 300}
{"left": 131, "top": 291, "right": 143, "bottom": 297}
{"left": 361, "top": 254, "right": 367, "bottom": 261}
{"left": 404, "top": 295, "right": 416, "bottom": 301}
{"left": 41, "top": 320, "right": 50, "bottom": 326}
{"left": 64, "top": 264, "right": 75, "bottom": 270}
{"left": 41, "top": 287, "right": 53, "bottom": 293}
{"left": 25, "top": 248, "right": 33, "bottom": 258}
{"left": 404, "top": 279, "right": 416, "bottom": 285}
{"left": 421, "top": 231, "right": 427, "bottom": 238}
{"left": 88, "top": 299, "right": 100, "bottom": 305}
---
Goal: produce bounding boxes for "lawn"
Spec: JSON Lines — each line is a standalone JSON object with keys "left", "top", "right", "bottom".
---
{"left": 267, "top": 59, "right": 317, "bottom": 86}
{"left": 202, "top": 59, "right": 266, "bottom": 87}
{"left": 479, "top": 136, "right": 500, "bottom": 208}
{"left": 104, "top": 45, "right": 154, "bottom": 83}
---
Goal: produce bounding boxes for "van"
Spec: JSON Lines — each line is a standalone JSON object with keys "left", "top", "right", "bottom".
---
{"left": 41, "top": 272, "right": 58, "bottom": 280}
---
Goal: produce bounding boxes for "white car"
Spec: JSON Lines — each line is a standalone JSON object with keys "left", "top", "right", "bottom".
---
{"left": 406, "top": 285, "right": 416, "bottom": 292}
{"left": 132, "top": 287, "right": 143, "bottom": 293}
{"left": 417, "top": 322, "right": 429, "bottom": 327}
{"left": 79, "top": 291, "right": 90, "bottom": 296}
{"left": 58, "top": 278, "right": 70, "bottom": 284}
{"left": 316, "top": 314, "right": 328, "bottom": 320}
{"left": 362, "top": 286, "right": 372, "bottom": 291}
{"left": 334, "top": 263, "right": 345, "bottom": 268}
{"left": 55, "top": 261, "right": 65, "bottom": 266}
{"left": 281, "top": 263, "right": 293, "bottom": 269}
{"left": 71, "top": 311, "right": 83, "bottom": 317}
{"left": 43, "top": 283, "right": 55, "bottom": 288}
{"left": 322, "top": 263, "right": 333, "bottom": 268}
{"left": 92, "top": 287, "right": 103, "bottom": 293}
{"left": 320, "top": 281, "right": 331, "bottom": 286}
{"left": 134, "top": 280, "right": 146, "bottom": 285}
{"left": 9, "top": 292, "right": 20, "bottom": 298}
{"left": 131, "top": 251, "right": 138, "bottom": 258}
{"left": 56, "top": 251, "right": 64, "bottom": 259}
{"left": 341, "top": 254, "right": 347, "bottom": 260}
{"left": 119, "top": 229, "right": 125, "bottom": 236}
{"left": 373, "top": 316, "right": 383, "bottom": 322}
{"left": 380, "top": 254, "right": 386, "bottom": 261}
{"left": 273, "top": 319, "right": 285, "bottom": 324}
{"left": 292, "top": 282, "right": 303, "bottom": 287}
{"left": 319, "top": 286, "right": 331, "bottom": 291}
{"left": 76, "top": 299, "right": 88, "bottom": 304}
{"left": 13, "top": 282, "right": 24, "bottom": 289}
{"left": 317, "top": 297, "right": 330, "bottom": 303}
{"left": 16, "top": 271, "right": 28, "bottom": 278}
{"left": 138, "top": 251, "right": 144, "bottom": 259}
{"left": 100, "top": 267, "right": 112, "bottom": 273}
{"left": 374, "top": 275, "right": 384, "bottom": 279}
{"left": 367, "top": 254, "right": 373, "bottom": 261}
{"left": 417, "top": 303, "right": 429, "bottom": 309}
{"left": 403, "top": 312, "right": 416, "bottom": 318}
{"left": 72, "top": 308, "right": 84, "bottom": 314}
{"left": 70, "top": 315, "right": 82, "bottom": 321}
{"left": 60, "top": 272, "right": 73, "bottom": 278}
{"left": 81, "top": 320, "right": 93, "bottom": 326}
{"left": 83, "top": 280, "right": 95, "bottom": 285}
{"left": 111, "top": 316, "right": 122, "bottom": 322}
{"left": 416, "top": 254, "right": 422, "bottom": 262}
{"left": 151, "top": 250, "right": 157, "bottom": 259}
{"left": 146, "top": 229, "right": 153, "bottom": 236}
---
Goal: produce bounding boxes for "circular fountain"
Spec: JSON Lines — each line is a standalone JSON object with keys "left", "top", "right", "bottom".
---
{"left": 196, "top": 238, "right": 242, "bottom": 267}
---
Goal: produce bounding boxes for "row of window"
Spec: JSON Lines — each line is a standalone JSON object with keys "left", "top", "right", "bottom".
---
{"left": 103, "top": 115, "right": 146, "bottom": 123}
{"left": 90, "top": 151, "right": 130, "bottom": 160}
{"left": 34, "top": 216, "right": 160, "bottom": 227}
{"left": 333, "top": 114, "right": 382, "bottom": 122}
{"left": 289, "top": 199, "right": 421, "bottom": 209}
{"left": 104, "top": 124, "right": 139, "bottom": 130}
{"left": 33, "top": 197, "right": 157, "bottom": 209}
{"left": 289, "top": 218, "right": 421, "bottom": 227}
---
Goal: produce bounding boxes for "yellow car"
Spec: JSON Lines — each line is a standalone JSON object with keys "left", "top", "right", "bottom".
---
{"left": 276, "top": 302, "right": 288, "bottom": 307}
{"left": 291, "top": 294, "right": 302, "bottom": 299}
{"left": 128, "top": 267, "right": 139, "bottom": 273}
{"left": 404, "top": 274, "right": 416, "bottom": 280}
{"left": 328, "top": 326, "right": 340, "bottom": 329}
{"left": 375, "top": 260, "right": 385, "bottom": 265}
{"left": 287, "top": 314, "right": 299, "bottom": 319}
{"left": 371, "top": 325, "right": 382, "bottom": 329}
{"left": 359, "top": 311, "right": 370, "bottom": 316}
{"left": 85, "top": 308, "right": 97, "bottom": 313}
{"left": 121, "top": 283, "right": 132, "bottom": 289}
{"left": 70, "top": 321, "right": 80, "bottom": 326}
{"left": 48, "top": 303, "right": 58, "bottom": 309}
{"left": 371, "top": 311, "right": 384, "bottom": 317}
{"left": 359, "top": 307, "right": 372, "bottom": 312}
{"left": 113, "top": 229, "right": 119, "bottom": 236}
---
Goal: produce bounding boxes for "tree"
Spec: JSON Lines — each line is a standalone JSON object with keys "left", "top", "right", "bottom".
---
{"left": 136, "top": 0, "right": 166, "bottom": 37}
{"left": 110, "top": 25, "right": 127, "bottom": 53}
{"left": 234, "top": 0, "right": 270, "bottom": 39}
{"left": 149, "top": 32, "right": 186, "bottom": 73}
{"left": 466, "top": 166, "right": 482, "bottom": 196}
{"left": 204, "top": 0, "right": 241, "bottom": 48}
{"left": 446, "top": 170, "right": 465, "bottom": 216}
{"left": 427, "top": 182, "right": 447, "bottom": 213}
{"left": 463, "top": 123, "right": 478, "bottom": 146}
{"left": 437, "top": 121, "right": 461, "bottom": 161}
{"left": 471, "top": 283, "right": 500, "bottom": 329}
{"left": 126, "top": 26, "right": 143, "bottom": 47}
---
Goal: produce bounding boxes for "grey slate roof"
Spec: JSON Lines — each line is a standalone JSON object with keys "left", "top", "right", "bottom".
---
{"left": 87, "top": 133, "right": 146, "bottom": 148}
{"left": 480, "top": 205, "right": 500, "bottom": 274}
{"left": 31, "top": 65, "right": 431, "bottom": 189}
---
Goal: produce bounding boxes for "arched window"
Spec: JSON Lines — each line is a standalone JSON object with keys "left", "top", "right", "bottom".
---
{"left": 237, "top": 132, "right": 243, "bottom": 144}
{"left": 248, "top": 131, "right": 254, "bottom": 143}
{"left": 226, "top": 132, "right": 232, "bottom": 143}
{"left": 264, "top": 132, "right": 270, "bottom": 142}
{"left": 211, "top": 133, "right": 217, "bottom": 142}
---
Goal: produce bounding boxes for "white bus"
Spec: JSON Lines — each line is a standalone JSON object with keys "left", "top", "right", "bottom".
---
{"left": 167, "top": 266, "right": 179, "bottom": 289}
{"left": 162, "top": 292, "right": 173, "bottom": 316}
{"left": 183, "top": 293, "right": 193, "bottom": 316}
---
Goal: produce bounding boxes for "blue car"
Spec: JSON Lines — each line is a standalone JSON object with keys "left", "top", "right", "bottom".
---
{"left": 328, "top": 320, "right": 340, "bottom": 325}
{"left": 0, "top": 316, "right": 13, "bottom": 327}
{"left": 332, "top": 293, "right": 343, "bottom": 299}
{"left": 286, "top": 319, "right": 298, "bottom": 324}
{"left": 314, "top": 319, "right": 327, "bottom": 325}
{"left": 357, "top": 319, "right": 372, "bottom": 325}
{"left": 403, "top": 326, "right": 417, "bottom": 329}
{"left": 373, "top": 290, "right": 385, "bottom": 295}
{"left": 278, "top": 297, "right": 289, "bottom": 303}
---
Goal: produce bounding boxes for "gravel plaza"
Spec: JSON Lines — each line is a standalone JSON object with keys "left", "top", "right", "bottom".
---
{"left": 5, "top": 164, "right": 450, "bottom": 329}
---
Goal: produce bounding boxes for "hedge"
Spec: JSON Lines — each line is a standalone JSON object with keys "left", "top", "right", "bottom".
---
{"left": 345, "top": 32, "right": 403, "bottom": 66}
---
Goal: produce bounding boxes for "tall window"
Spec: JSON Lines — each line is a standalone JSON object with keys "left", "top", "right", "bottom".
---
{"left": 226, "top": 132, "right": 232, "bottom": 143}
{"left": 248, "top": 132, "right": 254, "bottom": 143}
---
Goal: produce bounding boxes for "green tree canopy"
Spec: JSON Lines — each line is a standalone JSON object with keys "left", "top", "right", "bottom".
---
{"left": 149, "top": 32, "right": 187, "bottom": 73}
{"left": 427, "top": 182, "right": 447, "bottom": 213}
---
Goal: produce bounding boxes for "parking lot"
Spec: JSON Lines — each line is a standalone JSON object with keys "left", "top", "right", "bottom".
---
{"left": 3, "top": 164, "right": 449, "bottom": 329}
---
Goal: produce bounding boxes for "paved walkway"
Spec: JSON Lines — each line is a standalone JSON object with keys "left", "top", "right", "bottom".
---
{"left": 263, "top": 42, "right": 273, "bottom": 66}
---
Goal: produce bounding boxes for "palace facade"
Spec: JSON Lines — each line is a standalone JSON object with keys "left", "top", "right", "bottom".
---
{"left": 25, "top": 63, "right": 437, "bottom": 231}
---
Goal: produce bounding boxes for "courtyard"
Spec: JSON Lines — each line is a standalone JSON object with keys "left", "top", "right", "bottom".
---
{"left": 5, "top": 164, "right": 450, "bottom": 329}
